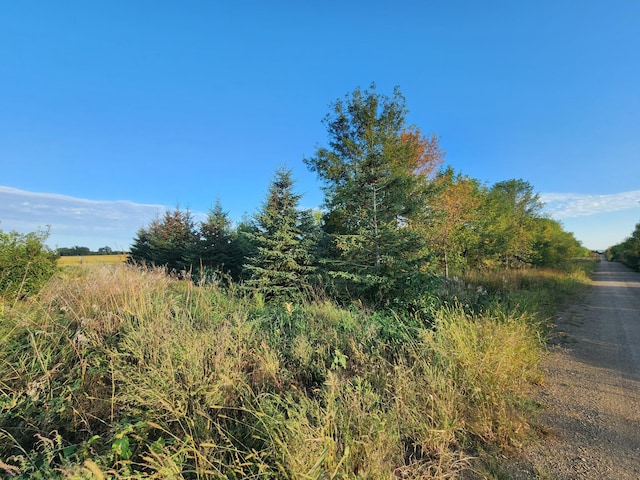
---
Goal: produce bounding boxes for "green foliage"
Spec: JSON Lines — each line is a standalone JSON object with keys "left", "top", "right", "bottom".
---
{"left": 57, "top": 245, "right": 92, "bottom": 256}
{"left": 0, "top": 83, "right": 599, "bottom": 477}
{"left": 243, "top": 167, "right": 316, "bottom": 302}
{"left": 530, "top": 217, "right": 588, "bottom": 267}
{"left": 420, "top": 170, "right": 583, "bottom": 275}
{"left": 474, "top": 179, "right": 543, "bottom": 268}
{"left": 129, "top": 207, "right": 199, "bottom": 274}
{"left": 607, "top": 221, "right": 640, "bottom": 270}
{"left": 0, "top": 261, "right": 591, "bottom": 477}
{"left": 129, "top": 204, "right": 253, "bottom": 283}
{"left": 422, "top": 167, "right": 484, "bottom": 278}
{"left": 0, "top": 226, "right": 58, "bottom": 300}
{"left": 305, "top": 83, "right": 444, "bottom": 305}
{"left": 121, "top": 85, "right": 584, "bottom": 303}
{"left": 197, "top": 199, "right": 244, "bottom": 280}
{"left": 57, "top": 245, "right": 120, "bottom": 256}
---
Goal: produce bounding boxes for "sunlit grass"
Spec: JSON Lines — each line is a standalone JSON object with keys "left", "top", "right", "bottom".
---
{"left": 0, "top": 261, "right": 594, "bottom": 478}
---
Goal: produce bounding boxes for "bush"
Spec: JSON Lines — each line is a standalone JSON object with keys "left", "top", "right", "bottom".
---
{"left": 0, "top": 227, "right": 58, "bottom": 300}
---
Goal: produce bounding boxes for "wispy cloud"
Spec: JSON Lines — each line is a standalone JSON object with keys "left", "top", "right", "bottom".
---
{"left": 540, "top": 190, "right": 640, "bottom": 219}
{"left": 0, "top": 186, "right": 169, "bottom": 250}
{"left": 3, "top": 186, "right": 639, "bottom": 251}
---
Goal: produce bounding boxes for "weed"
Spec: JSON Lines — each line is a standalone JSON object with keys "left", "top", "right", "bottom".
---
{"left": 0, "top": 261, "right": 592, "bottom": 477}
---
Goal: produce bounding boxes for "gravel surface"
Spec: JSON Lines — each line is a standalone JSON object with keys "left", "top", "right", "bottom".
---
{"left": 506, "top": 260, "right": 640, "bottom": 479}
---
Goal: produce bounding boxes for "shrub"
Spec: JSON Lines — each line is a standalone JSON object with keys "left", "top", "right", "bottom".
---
{"left": 0, "top": 227, "right": 58, "bottom": 300}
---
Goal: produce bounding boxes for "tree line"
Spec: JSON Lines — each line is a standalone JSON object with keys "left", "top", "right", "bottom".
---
{"left": 57, "top": 245, "right": 125, "bottom": 256}
{"left": 129, "top": 84, "right": 588, "bottom": 307}
{"left": 606, "top": 221, "right": 640, "bottom": 270}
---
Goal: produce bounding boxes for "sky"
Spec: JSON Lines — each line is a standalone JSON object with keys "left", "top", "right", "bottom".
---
{"left": 1, "top": 1, "right": 639, "bottom": 252}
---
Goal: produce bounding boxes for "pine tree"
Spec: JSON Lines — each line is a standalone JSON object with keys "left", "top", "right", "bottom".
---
{"left": 129, "top": 207, "right": 198, "bottom": 274}
{"left": 198, "top": 199, "right": 240, "bottom": 279}
{"left": 304, "top": 84, "right": 443, "bottom": 304}
{"left": 243, "top": 167, "right": 315, "bottom": 301}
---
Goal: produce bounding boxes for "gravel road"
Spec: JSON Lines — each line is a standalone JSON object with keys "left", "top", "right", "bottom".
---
{"left": 509, "top": 260, "right": 640, "bottom": 479}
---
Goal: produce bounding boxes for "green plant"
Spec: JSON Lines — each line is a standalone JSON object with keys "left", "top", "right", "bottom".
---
{"left": 0, "top": 260, "right": 591, "bottom": 478}
{"left": 243, "top": 167, "right": 317, "bottom": 303}
{"left": 304, "top": 83, "right": 444, "bottom": 306}
{"left": 0, "top": 227, "right": 58, "bottom": 301}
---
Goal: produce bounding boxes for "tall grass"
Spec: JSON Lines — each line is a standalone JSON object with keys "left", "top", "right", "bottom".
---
{"left": 0, "top": 260, "right": 594, "bottom": 478}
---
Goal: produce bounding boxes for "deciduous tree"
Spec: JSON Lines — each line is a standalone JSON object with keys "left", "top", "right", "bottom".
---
{"left": 530, "top": 217, "right": 587, "bottom": 267}
{"left": 423, "top": 167, "right": 483, "bottom": 278}
{"left": 607, "top": 221, "right": 640, "bottom": 270}
{"left": 476, "top": 179, "right": 543, "bottom": 268}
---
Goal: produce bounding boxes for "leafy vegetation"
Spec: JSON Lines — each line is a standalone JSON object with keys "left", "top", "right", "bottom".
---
{"left": 0, "top": 260, "right": 594, "bottom": 478}
{"left": 606, "top": 221, "right": 640, "bottom": 270}
{"left": 0, "top": 226, "right": 58, "bottom": 301}
{"left": 0, "top": 84, "right": 596, "bottom": 478}
{"left": 129, "top": 208, "right": 200, "bottom": 275}
{"left": 57, "top": 246, "right": 125, "bottom": 256}
{"left": 124, "top": 86, "right": 588, "bottom": 306}
{"left": 196, "top": 200, "right": 244, "bottom": 281}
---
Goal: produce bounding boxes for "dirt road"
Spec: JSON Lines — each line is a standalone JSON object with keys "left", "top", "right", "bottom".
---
{"left": 512, "top": 260, "right": 640, "bottom": 478}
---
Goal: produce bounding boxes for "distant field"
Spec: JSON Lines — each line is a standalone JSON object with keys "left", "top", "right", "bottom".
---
{"left": 57, "top": 254, "right": 128, "bottom": 266}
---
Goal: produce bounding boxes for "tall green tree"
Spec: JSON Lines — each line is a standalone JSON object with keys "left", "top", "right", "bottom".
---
{"left": 197, "top": 200, "right": 242, "bottom": 279}
{"left": 530, "top": 217, "right": 587, "bottom": 267}
{"left": 129, "top": 207, "right": 199, "bottom": 274}
{"left": 243, "top": 167, "right": 315, "bottom": 301}
{"left": 475, "top": 179, "right": 543, "bottom": 268}
{"left": 304, "top": 84, "right": 443, "bottom": 303}
{"left": 233, "top": 219, "right": 260, "bottom": 281}
{"left": 422, "top": 167, "right": 484, "bottom": 278}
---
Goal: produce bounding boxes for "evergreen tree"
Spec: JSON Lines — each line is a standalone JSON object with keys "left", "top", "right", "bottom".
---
{"left": 243, "top": 167, "right": 315, "bottom": 301}
{"left": 129, "top": 228, "right": 152, "bottom": 264}
{"left": 129, "top": 207, "right": 199, "bottom": 274}
{"left": 233, "top": 219, "right": 260, "bottom": 281}
{"left": 304, "top": 84, "right": 443, "bottom": 304}
{"left": 198, "top": 200, "right": 240, "bottom": 279}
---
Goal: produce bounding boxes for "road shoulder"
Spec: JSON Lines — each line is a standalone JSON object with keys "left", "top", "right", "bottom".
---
{"left": 500, "top": 261, "right": 640, "bottom": 479}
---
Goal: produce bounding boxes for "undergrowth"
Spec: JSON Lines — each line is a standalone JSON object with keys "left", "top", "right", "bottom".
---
{"left": 0, "top": 260, "right": 595, "bottom": 478}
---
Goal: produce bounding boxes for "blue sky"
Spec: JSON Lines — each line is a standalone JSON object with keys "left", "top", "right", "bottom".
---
{"left": 1, "top": 1, "right": 639, "bottom": 251}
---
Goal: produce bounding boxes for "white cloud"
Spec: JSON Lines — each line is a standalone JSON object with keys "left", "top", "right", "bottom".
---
{"left": 3, "top": 185, "right": 638, "bottom": 253}
{"left": 540, "top": 190, "right": 640, "bottom": 219}
{"left": 0, "top": 186, "right": 168, "bottom": 250}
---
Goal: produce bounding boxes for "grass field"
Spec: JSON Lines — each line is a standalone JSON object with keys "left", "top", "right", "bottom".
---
{"left": 0, "top": 260, "right": 596, "bottom": 478}
{"left": 57, "top": 253, "right": 128, "bottom": 266}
